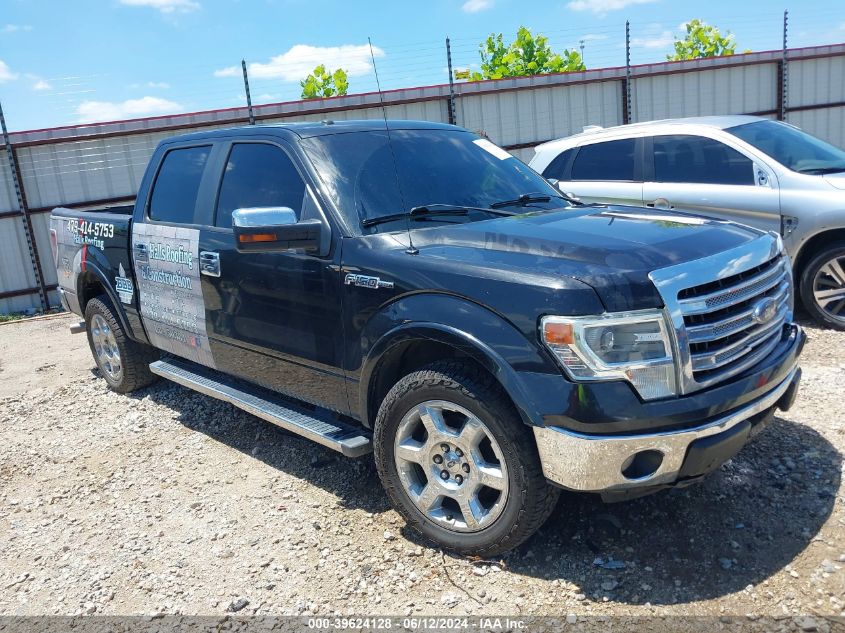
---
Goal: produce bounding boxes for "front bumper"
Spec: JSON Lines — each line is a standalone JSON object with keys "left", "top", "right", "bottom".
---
{"left": 533, "top": 325, "right": 803, "bottom": 495}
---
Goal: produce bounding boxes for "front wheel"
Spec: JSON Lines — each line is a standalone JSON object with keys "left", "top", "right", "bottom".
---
{"left": 374, "top": 361, "right": 559, "bottom": 556}
{"left": 799, "top": 242, "right": 845, "bottom": 331}
{"left": 85, "top": 295, "right": 159, "bottom": 393}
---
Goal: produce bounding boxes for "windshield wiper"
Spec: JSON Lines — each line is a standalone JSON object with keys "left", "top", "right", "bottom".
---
{"left": 361, "top": 204, "right": 515, "bottom": 228}
{"left": 796, "top": 166, "right": 845, "bottom": 175}
{"left": 490, "top": 191, "right": 581, "bottom": 209}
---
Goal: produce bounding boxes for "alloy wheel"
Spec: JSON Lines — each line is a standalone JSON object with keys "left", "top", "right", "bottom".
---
{"left": 393, "top": 400, "right": 508, "bottom": 533}
{"left": 90, "top": 313, "right": 123, "bottom": 382}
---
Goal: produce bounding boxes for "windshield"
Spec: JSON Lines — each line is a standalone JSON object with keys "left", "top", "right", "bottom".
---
{"left": 301, "top": 128, "right": 565, "bottom": 233}
{"left": 727, "top": 120, "right": 845, "bottom": 174}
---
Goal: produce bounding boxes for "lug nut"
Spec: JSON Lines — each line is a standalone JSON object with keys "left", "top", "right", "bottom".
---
{"left": 454, "top": 474, "right": 464, "bottom": 484}
{"left": 455, "top": 448, "right": 463, "bottom": 457}
{"left": 462, "top": 463, "right": 470, "bottom": 473}
{"left": 433, "top": 454, "right": 443, "bottom": 464}
{"left": 440, "top": 444, "right": 450, "bottom": 453}
{"left": 440, "top": 470, "right": 450, "bottom": 480}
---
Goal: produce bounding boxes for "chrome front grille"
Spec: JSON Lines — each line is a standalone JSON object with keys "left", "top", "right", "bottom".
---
{"left": 683, "top": 260, "right": 789, "bottom": 382}
{"left": 650, "top": 233, "right": 792, "bottom": 394}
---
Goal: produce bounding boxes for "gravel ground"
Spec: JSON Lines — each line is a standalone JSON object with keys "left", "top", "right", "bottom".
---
{"left": 1, "top": 313, "right": 843, "bottom": 623}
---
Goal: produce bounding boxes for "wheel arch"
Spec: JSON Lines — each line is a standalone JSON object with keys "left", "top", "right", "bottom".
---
{"left": 793, "top": 227, "right": 845, "bottom": 283}
{"left": 76, "top": 263, "right": 133, "bottom": 338}
{"left": 360, "top": 322, "right": 550, "bottom": 431}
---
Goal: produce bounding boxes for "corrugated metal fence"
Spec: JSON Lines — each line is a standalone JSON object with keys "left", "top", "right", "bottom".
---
{"left": 2, "top": 43, "right": 844, "bottom": 314}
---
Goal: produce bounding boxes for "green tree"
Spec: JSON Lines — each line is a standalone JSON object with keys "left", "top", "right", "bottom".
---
{"left": 300, "top": 65, "right": 349, "bottom": 99}
{"left": 468, "top": 26, "right": 585, "bottom": 81}
{"left": 668, "top": 19, "right": 738, "bottom": 61}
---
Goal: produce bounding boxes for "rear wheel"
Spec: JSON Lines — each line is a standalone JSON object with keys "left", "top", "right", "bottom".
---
{"left": 374, "top": 361, "right": 559, "bottom": 556}
{"left": 85, "top": 295, "right": 159, "bottom": 393}
{"left": 800, "top": 243, "right": 845, "bottom": 331}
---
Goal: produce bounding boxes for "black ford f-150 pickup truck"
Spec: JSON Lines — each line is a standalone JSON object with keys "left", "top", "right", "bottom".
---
{"left": 51, "top": 120, "right": 804, "bottom": 555}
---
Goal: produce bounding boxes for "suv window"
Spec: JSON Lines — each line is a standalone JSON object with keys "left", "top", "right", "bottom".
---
{"left": 149, "top": 146, "right": 211, "bottom": 224}
{"left": 215, "top": 143, "right": 306, "bottom": 229}
{"left": 542, "top": 148, "right": 576, "bottom": 180}
{"left": 653, "top": 135, "right": 754, "bottom": 185}
{"left": 571, "top": 139, "right": 636, "bottom": 181}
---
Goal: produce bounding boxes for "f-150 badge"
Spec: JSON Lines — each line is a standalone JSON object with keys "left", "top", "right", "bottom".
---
{"left": 344, "top": 273, "right": 394, "bottom": 289}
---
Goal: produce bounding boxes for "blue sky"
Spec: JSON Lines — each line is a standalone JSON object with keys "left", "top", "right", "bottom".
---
{"left": 1, "top": 0, "right": 843, "bottom": 132}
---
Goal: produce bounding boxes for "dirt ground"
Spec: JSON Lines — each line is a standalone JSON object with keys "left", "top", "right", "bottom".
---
{"left": 0, "top": 312, "right": 843, "bottom": 625}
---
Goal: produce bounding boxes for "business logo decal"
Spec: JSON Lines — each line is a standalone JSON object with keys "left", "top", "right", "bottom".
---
{"left": 115, "top": 262, "right": 134, "bottom": 304}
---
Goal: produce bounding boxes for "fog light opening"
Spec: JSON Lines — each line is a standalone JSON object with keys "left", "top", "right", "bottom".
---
{"left": 621, "top": 450, "right": 664, "bottom": 480}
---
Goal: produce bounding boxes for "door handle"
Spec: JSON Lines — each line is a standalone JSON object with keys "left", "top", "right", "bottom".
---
{"left": 199, "top": 251, "right": 221, "bottom": 277}
{"left": 647, "top": 199, "right": 674, "bottom": 210}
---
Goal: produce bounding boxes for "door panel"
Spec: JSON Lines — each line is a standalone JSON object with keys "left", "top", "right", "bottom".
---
{"left": 132, "top": 144, "right": 219, "bottom": 368}
{"left": 641, "top": 182, "right": 781, "bottom": 233}
{"left": 198, "top": 140, "right": 349, "bottom": 414}
{"left": 643, "top": 134, "right": 781, "bottom": 233}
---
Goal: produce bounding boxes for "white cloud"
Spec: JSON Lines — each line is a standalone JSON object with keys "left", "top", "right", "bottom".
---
{"left": 567, "top": 0, "right": 656, "bottom": 16}
{"left": 0, "top": 60, "right": 17, "bottom": 83}
{"left": 33, "top": 79, "right": 51, "bottom": 91}
{"left": 2, "top": 24, "right": 33, "bottom": 33}
{"left": 580, "top": 33, "right": 609, "bottom": 42}
{"left": 462, "top": 0, "right": 493, "bottom": 13}
{"left": 75, "top": 96, "right": 182, "bottom": 123}
{"left": 119, "top": 0, "right": 199, "bottom": 14}
{"left": 631, "top": 30, "right": 674, "bottom": 49}
{"left": 128, "top": 81, "right": 170, "bottom": 89}
{"left": 215, "top": 44, "right": 384, "bottom": 82}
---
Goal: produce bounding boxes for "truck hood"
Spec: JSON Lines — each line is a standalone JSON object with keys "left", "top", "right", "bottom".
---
{"left": 410, "top": 205, "right": 764, "bottom": 312}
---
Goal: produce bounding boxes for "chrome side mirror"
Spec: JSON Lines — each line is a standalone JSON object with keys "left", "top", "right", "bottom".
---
{"left": 232, "top": 207, "right": 322, "bottom": 253}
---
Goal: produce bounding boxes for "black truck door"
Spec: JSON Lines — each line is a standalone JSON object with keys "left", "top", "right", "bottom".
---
{"left": 197, "top": 139, "right": 349, "bottom": 414}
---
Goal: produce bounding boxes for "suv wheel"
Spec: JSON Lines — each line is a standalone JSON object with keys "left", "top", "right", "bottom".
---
{"left": 374, "top": 361, "right": 559, "bottom": 556}
{"left": 85, "top": 295, "right": 159, "bottom": 393}
{"left": 800, "top": 243, "right": 845, "bottom": 331}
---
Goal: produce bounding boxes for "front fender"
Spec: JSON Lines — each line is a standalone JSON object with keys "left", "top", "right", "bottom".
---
{"left": 356, "top": 293, "right": 570, "bottom": 428}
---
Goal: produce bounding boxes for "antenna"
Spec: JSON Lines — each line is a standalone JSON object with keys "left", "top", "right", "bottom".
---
{"left": 368, "top": 37, "right": 418, "bottom": 255}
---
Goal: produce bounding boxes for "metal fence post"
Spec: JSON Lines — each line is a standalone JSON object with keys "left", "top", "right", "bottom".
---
{"left": 624, "top": 21, "right": 633, "bottom": 125}
{"left": 780, "top": 10, "right": 789, "bottom": 121}
{"left": 0, "top": 101, "right": 48, "bottom": 311}
{"left": 446, "top": 37, "right": 457, "bottom": 126}
{"left": 242, "top": 59, "right": 255, "bottom": 125}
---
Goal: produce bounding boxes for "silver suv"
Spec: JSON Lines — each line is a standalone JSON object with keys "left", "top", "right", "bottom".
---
{"left": 530, "top": 116, "right": 845, "bottom": 330}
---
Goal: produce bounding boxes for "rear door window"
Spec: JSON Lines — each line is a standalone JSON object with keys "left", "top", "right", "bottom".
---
{"left": 149, "top": 146, "right": 211, "bottom": 224}
{"left": 571, "top": 139, "right": 636, "bottom": 181}
{"left": 215, "top": 143, "right": 306, "bottom": 229}
{"left": 652, "top": 134, "right": 754, "bottom": 185}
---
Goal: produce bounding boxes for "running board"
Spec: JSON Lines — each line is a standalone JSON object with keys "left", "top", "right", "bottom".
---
{"left": 149, "top": 358, "right": 372, "bottom": 457}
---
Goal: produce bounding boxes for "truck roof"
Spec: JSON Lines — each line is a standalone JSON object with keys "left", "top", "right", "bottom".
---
{"left": 161, "top": 119, "right": 460, "bottom": 144}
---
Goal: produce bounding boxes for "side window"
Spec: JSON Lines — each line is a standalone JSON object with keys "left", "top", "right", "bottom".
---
{"left": 653, "top": 135, "right": 754, "bottom": 185}
{"left": 215, "top": 143, "right": 306, "bottom": 229}
{"left": 541, "top": 148, "right": 576, "bottom": 180}
{"left": 149, "top": 146, "right": 211, "bottom": 224}
{"left": 571, "top": 139, "right": 636, "bottom": 181}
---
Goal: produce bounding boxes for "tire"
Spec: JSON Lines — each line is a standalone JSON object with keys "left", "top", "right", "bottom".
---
{"left": 799, "top": 242, "right": 845, "bottom": 331}
{"left": 374, "top": 360, "right": 559, "bottom": 556}
{"left": 84, "top": 295, "right": 159, "bottom": 393}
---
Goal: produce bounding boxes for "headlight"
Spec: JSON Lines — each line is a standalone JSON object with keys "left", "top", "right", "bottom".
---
{"left": 541, "top": 310, "right": 677, "bottom": 400}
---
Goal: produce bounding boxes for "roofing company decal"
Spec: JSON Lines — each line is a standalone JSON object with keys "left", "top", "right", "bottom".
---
{"left": 115, "top": 262, "right": 134, "bottom": 304}
{"left": 132, "top": 223, "right": 215, "bottom": 368}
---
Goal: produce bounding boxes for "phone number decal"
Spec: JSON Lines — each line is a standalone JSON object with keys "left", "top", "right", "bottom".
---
{"left": 67, "top": 217, "right": 115, "bottom": 239}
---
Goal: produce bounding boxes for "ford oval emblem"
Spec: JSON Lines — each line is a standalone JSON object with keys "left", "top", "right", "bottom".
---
{"left": 751, "top": 297, "right": 778, "bottom": 325}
